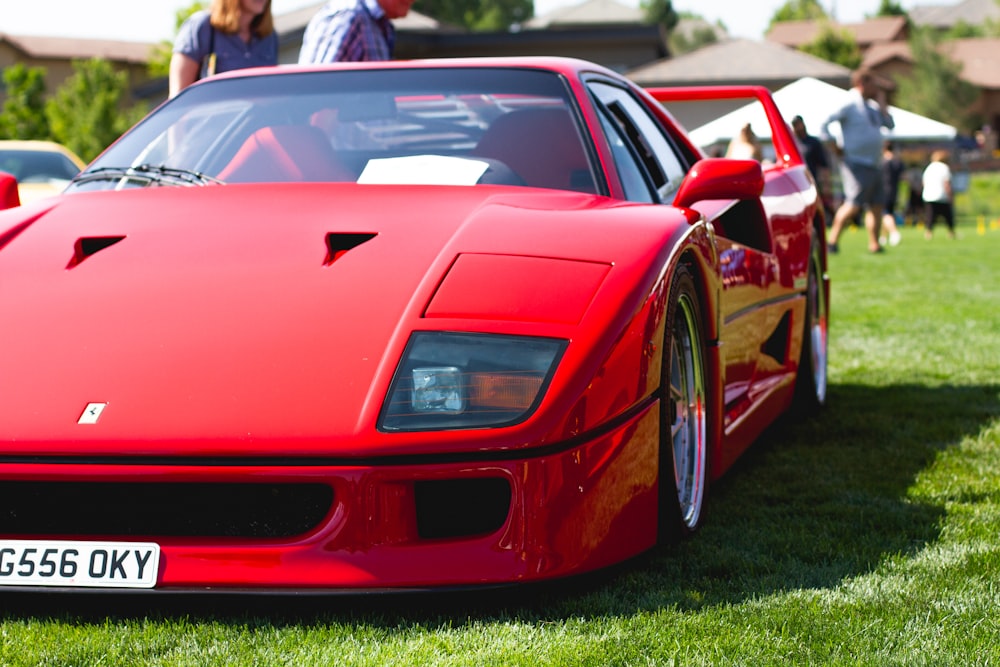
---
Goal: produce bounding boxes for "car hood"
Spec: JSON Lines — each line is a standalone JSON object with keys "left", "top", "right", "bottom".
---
{"left": 0, "top": 183, "right": 648, "bottom": 457}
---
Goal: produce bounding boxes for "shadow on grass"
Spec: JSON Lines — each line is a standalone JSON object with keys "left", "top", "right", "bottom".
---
{"left": 2, "top": 383, "right": 998, "bottom": 627}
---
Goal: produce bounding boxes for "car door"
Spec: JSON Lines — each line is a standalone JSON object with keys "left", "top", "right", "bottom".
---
{"left": 587, "top": 80, "right": 782, "bottom": 443}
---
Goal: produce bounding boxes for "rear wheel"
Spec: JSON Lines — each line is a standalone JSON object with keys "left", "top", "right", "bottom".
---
{"left": 794, "top": 232, "right": 828, "bottom": 413}
{"left": 658, "top": 265, "right": 708, "bottom": 541}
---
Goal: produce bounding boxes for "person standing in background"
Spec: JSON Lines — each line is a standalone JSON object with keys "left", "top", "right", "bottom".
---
{"left": 904, "top": 166, "right": 924, "bottom": 227}
{"left": 298, "top": 0, "right": 416, "bottom": 64}
{"left": 921, "top": 149, "right": 956, "bottom": 240}
{"left": 820, "top": 69, "right": 895, "bottom": 254}
{"left": 170, "top": 0, "right": 278, "bottom": 98}
{"left": 725, "top": 122, "right": 763, "bottom": 161}
{"left": 880, "top": 140, "right": 904, "bottom": 246}
{"left": 791, "top": 114, "right": 832, "bottom": 222}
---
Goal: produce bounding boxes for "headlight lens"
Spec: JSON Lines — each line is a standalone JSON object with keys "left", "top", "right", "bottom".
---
{"left": 379, "top": 332, "right": 566, "bottom": 431}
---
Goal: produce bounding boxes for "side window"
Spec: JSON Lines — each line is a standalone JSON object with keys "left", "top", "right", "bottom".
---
{"left": 597, "top": 111, "right": 655, "bottom": 203}
{"left": 589, "top": 81, "right": 689, "bottom": 204}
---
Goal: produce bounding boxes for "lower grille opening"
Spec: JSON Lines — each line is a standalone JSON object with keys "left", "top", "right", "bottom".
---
{"left": 414, "top": 477, "right": 511, "bottom": 540}
{"left": 0, "top": 481, "right": 334, "bottom": 538}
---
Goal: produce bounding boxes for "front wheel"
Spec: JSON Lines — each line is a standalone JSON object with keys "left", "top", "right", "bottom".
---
{"left": 658, "top": 265, "right": 709, "bottom": 541}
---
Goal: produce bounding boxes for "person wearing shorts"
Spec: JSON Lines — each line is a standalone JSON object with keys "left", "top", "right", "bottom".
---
{"left": 820, "top": 69, "right": 895, "bottom": 254}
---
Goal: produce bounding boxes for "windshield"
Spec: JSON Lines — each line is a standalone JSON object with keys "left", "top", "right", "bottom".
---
{"left": 68, "top": 68, "right": 597, "bottom": 194}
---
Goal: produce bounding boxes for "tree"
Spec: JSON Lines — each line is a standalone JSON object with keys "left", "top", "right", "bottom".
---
{"left": 641, "top": 0, "right": 678, "bottom": 33}
{"left": 769, "top": 0, "right": 828, "bottom": 29}
{"left": 945, "top": 20, "right": 987, "bottom": 38}
{"left": 669, "top": 24, "right": 720, "bottom": 55}
{"left": 148, "top": 1, "right": 207, "bottom": 78}
{"left": 875, "top": 0, "right": 906, "bottom": 16}
{"left": 668, "top": 11, "right": 721, "bottom": 55}
{"left": 896, "top": 27, "right": 980, "bottom": 133}
{"left": 0, "top": 64, "right": 50, "bottom": 140}
{"left": 45, "top": 59, "right": 149, "bottom": 162}
{"left": 416, "top": 0, "right": 532, "bottom": 30}
{"left": 800, "top": 22, "right": 863, "bottom": 70}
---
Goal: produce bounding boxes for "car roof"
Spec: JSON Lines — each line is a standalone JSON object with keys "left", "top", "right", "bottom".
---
{"left": 206, "top": 56, "right": 623, "bottom": 83}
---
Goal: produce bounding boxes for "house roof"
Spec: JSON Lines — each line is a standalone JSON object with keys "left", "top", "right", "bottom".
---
{"left": 910, "top": 0, "right": 1000, "bottom": 29}
{"left": 766, "top": 16, "right": 907, "bottom": 49}
{"left": 856, "top": 36, "right": 1000, "bottom": 90}
{"left": 627, "top": 38, "right": 851, "bottom": 87}
{"left": 0, "top": 33, "right": 155, "bottom": 64}
{"left": 524, "top": 0, "right": 644, "bottom": 29}
{"left": 764, "top": 20, "right": 817, "bottom": 47}
{"left": 847, "top": 16, "right": 908, "bottom": 46}
{"left": 943, "top": 37, "right": 1000, "bottom": 89}
{"left": 861, "top": 40, "right": 914, "bottom": 69}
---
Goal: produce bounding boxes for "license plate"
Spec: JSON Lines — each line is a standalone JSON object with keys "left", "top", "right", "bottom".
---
{"left": 0, "top": 540, "right": 159, "bottom": 588}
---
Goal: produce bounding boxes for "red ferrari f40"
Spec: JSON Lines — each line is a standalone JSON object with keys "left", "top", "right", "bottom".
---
{"left": 0, "top": 57, "right": 827, "bottom": 592}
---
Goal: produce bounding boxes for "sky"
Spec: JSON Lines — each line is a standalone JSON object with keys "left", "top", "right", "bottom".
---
{"left": 3, "top": 0, "right": 924, "bottom": 43}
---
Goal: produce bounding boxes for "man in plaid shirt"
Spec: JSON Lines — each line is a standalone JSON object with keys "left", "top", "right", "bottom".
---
{"left": 298, "top": 0, "right": 416, "bottom": 63}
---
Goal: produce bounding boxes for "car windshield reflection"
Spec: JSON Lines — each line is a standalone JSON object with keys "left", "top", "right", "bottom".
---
{"left": 69, "top": 68, "right": 598, "bottom": 194}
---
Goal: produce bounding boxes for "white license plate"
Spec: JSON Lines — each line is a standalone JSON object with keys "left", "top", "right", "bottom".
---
{"left": 0, "top": 540, "right": 159, "bottom": 588}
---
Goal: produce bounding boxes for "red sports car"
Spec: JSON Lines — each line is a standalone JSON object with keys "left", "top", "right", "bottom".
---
{"left": 0, "top": 57, "right": 827, "bottom": 592}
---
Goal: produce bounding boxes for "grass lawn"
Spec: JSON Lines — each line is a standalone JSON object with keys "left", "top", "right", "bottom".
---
{"left": 2, "top": 205, "right": 1000, "bottom": 665}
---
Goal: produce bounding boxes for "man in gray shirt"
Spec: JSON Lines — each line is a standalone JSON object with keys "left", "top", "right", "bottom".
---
{"left": 821, "top": 69, "right": 895, "bottom": 254}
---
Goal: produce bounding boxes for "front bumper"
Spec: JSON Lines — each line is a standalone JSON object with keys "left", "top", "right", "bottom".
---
{"left": 0, "top": 403, "right": 660, "bottom": 591}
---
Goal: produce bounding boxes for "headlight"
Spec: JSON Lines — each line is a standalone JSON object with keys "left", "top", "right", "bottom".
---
{"left": 379, "top": 332, "right": 566, "bottom": 431}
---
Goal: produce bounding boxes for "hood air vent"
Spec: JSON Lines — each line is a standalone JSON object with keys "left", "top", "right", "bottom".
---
{"left": 324, "top": 232, "right": 376, "bottom": 266}
{"left": 67, "top": 236, "right": 126, "bottom": 268}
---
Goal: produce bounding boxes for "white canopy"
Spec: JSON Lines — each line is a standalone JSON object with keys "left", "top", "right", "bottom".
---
{"left": 689, "top": 77, "right": 958, "bottom": 148}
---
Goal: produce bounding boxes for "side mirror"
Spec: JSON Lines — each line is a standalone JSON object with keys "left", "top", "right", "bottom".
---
{"left": 0, "top": 171, "right": 20, "bottom": 210}
{"left": 674, "top": 158, "right": 763, "bottom": 210}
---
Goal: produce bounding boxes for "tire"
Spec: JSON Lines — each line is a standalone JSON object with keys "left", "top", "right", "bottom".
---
{"left": 658, "top": 265, "right": 709, "bottom": 541}
{"left": 793, "top": 231, "right": 829, "bottom": 414}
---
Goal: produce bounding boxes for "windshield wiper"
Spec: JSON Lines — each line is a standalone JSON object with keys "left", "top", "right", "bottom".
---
{"left": 71, "top": 164, "right": 224, "bottom": 187}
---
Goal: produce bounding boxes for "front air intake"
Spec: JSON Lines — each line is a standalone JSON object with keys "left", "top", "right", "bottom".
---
{"left": 0, "top": 481, "right": 333, "bottom": 538}
{"left": 414, "top": 477, "right": 512, "bottom": 540}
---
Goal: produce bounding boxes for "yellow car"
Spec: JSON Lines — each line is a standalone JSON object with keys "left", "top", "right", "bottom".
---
{"left": 0, "top": 140, "right": 87, "bottom": 205}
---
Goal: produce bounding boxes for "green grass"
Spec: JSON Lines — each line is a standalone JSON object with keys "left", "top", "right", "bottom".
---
{"left": 956, "top": 170, "right": 1000, "bottom": 222}
{"left": 3, "top": 206, "right": 1000, "bottom": 665}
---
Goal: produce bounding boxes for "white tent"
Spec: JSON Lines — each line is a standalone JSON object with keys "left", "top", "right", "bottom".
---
{"left": 688, "top": 77, "right": 957, "bottom": 148}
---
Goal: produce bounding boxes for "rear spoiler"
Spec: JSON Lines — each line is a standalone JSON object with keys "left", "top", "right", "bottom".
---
{"left": 645, "top": 86, "right": 803, "bottom": 169}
